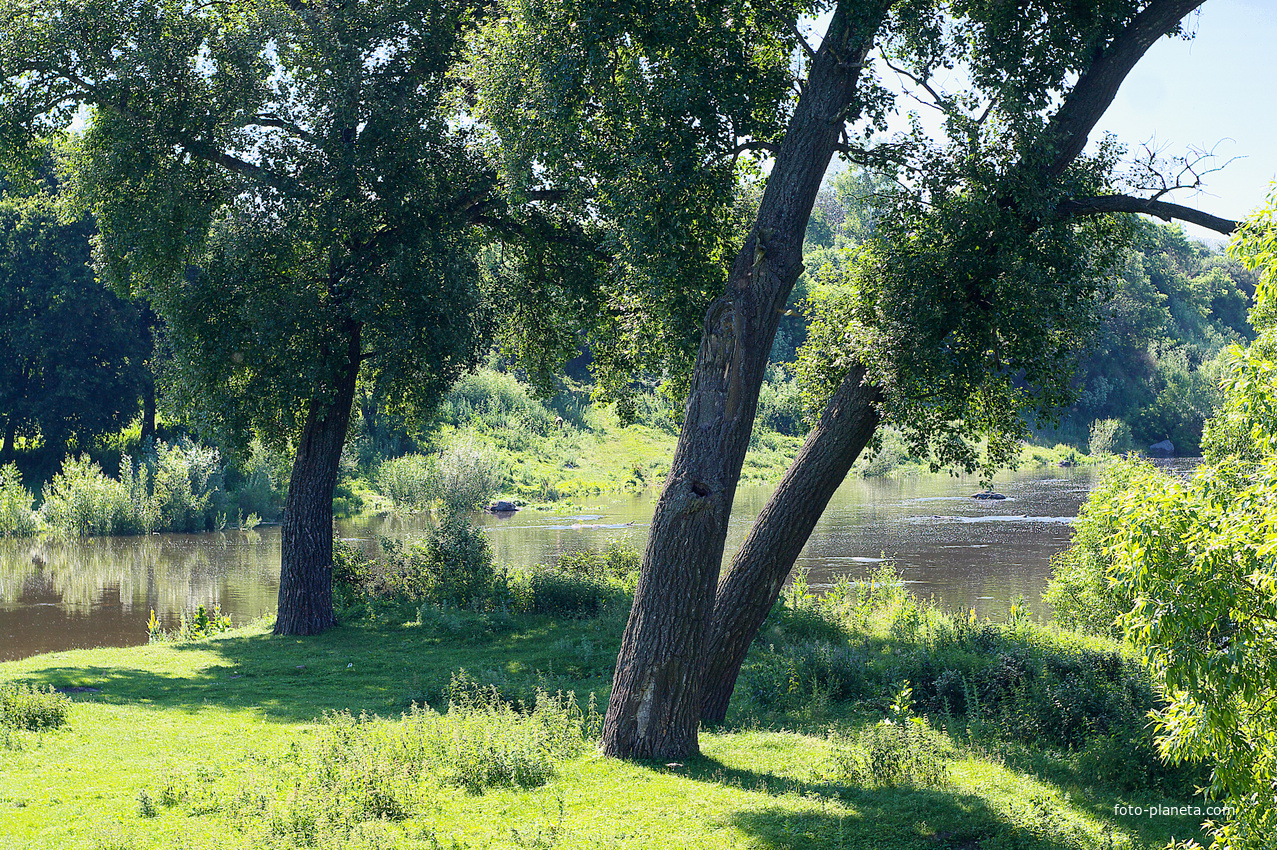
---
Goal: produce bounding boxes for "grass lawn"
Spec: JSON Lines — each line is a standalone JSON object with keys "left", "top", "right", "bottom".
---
{"left": 0, "top": 596, "right": 1210, "bottom": 850}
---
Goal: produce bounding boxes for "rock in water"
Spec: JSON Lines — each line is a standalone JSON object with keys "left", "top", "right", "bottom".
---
{"left": 487, "top": 500, "right": 519, "bottom": 513}
{"left": 972, "top": 492, "right": 1006, "bottom": 500}
{"left": 1148, "top": 439, "right": 1175, "bottom": 457}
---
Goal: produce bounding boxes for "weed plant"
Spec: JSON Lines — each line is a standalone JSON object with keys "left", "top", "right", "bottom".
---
{"left": 147, "top": 605, "right": 234, "bottom": 643}
{"left": 0, "top": 682, "right": 70, "bottom": 730}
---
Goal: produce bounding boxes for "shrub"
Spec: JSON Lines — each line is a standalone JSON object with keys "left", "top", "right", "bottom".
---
{"left": 754, "top": 367, "right": 808, "bottom": 437}
{"left": 1088, "top": 417, "right": 1133, "bottom": 456}
{"left": 508, "top": 569, "right": 624, "bottom": 617}
{"left": 41, "top": 439, "right": 225, "bottom": 536}
{"left": 337, "top": 517, "right": 495, "bottom": 608}
{"left": 373, "top": 453, "right": 435, "bottom": 510}
{"left": 1045, "top": 460, "right": 1147, "bottom": 636}
{"left": 1, "top": 682, "right": 70, "bottom": 731}
{"left": 227, "top": 438, "right": 287, "bottom": 520}
{"left": 433, "top": 438, "right": 504, "bottom": 513}
{"left": 149, "top": 437, "right": 224, "bottom": 532}
{"left": 41, "top": 455, "right": 142, "bottom": 536}
{"left": 0, "top": 463, "right": 38, "bottom": 537}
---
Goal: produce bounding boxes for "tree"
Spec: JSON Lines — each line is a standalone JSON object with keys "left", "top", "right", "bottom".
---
{"left": 0, "top": 168, "right": 149, "bottom": 464}
{"left": 699, "top": 0, "right": 1241, "bottom": 731}
{"left": 484, "top": 0, "right": 1239, "bottom": 757}
{"left": 0, "top": 0, "right": 586, "bottom": 633}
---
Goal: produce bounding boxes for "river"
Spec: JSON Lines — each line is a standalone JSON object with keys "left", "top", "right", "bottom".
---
{"left": 2, "top": 464, "right": 1104, "bottom": 662}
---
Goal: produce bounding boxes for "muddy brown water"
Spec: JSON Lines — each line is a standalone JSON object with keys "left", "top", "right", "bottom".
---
{"left": 3, "top": 462, "right": 1178, "bottom": 662}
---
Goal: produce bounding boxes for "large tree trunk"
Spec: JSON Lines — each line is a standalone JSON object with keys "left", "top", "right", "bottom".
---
{"left": 274, "top": 322, "right": 361, "bottom": 636}
{"left": 701, "top": 365, "right": 880, "bottom": 723}
{"left": 601, "top": 1, "right": 891, "bottom": 760}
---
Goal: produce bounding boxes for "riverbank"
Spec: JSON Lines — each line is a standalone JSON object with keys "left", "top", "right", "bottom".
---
{"left": 1, "top": 573, "right": 1210, "bottom": 849}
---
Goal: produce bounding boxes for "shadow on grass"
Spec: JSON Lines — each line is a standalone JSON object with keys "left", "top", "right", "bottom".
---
{"left": 12, "top": 615, "right": 621, "bottom": 724}
{"left": 664, "top": 753, "right": 1203, "bottom": 850}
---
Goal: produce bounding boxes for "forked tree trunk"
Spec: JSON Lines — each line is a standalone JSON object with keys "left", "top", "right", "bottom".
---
{"left": 274, "top": 322, "right": 361, "bottom": 636}
{"left": 701, "top": 365, "right": 880, "bottom": 723}
{"left": 601, "top": 1, "right": 891, "bottom": 760}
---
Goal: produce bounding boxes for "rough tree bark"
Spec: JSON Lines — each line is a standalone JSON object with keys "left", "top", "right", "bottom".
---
{"left": 700, "top": 365, "right": 881, "bottom": 723}
{"left": 695, "top": 0, "right": 1218, "bottom": 722}
{"left": 274, "top": 321, "right": 362, "bottom": 636}
{"left": 601, "top": 0, "right": 892, "bottom": 759}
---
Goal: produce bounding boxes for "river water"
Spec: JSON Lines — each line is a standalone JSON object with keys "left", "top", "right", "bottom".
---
{"left": 1, "top": 465, "right": 1102, "bottom": 662}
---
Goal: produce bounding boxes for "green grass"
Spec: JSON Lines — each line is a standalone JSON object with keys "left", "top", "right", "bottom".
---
{"left": 0, "top": 581, "right": 1214, "bottom": 849}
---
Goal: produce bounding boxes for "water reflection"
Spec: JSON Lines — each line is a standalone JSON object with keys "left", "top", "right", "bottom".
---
{"left": 3, "top": 463, "right": 1135, "bottom": 662}
{"left": 1, "top": 532, "right": 280, "bottom": 661}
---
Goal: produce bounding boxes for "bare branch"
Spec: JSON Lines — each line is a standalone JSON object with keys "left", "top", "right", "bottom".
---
{"left": 236, "top": 114, "right": 324, "bottom": 148}
{"left": 1056, "top": 194, "right": 1237, "bottom": 234}
{"left": 881, "top": 55, "right": 951, "bottom": 115}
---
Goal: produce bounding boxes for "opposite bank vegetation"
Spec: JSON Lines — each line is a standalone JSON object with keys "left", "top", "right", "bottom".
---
{"left": 0, "top": 366, "right": 1096, "bottom": 540}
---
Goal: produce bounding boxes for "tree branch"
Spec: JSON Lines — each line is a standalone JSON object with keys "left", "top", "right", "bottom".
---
{"left": 1056, "top": 194, "right": 1237, "bottom": 234}
{"left": 1043, "top": 0, "right": 1206, "bottom": 177}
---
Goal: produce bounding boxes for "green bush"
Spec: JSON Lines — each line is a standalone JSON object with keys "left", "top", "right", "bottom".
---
{"left": 433, "top": 438, "right": 505, "bottom": 513}
{"left": 508, "top": 569, "right": 624, "bottom": 617}
{"left": 337, "top": 516, "right": 495, "bottom": 609}
{"left": 149, "top": 437, "right": 224, "bottom": 532}
{"left": 227, "top": 438, "right": 287, "bottom": 521}
{"left": 754, "top": 366, "right": 808, "bottom": 437}
{"left": 41, "top": 439, "right": 225, "bottom": 536}
{"left": 41, "top": 454, "right": 143, "bottom": 536}
{"left": 1, "top": 682, "right": 70, "bottom": 731}
{"left": 1044, "top": 461, "right": 1147, "bottom": 636}
{"left": 373, "top": 453, "right": 435, "bottom": 510}
{"left": 0, "top": 463, "right": 38, "bottom": 537}
{"left": 1087, "top": 417, "right": 1133, "bottom": 456}
{"left": 737, "top": 566, "right": 1190, "bottom": 792}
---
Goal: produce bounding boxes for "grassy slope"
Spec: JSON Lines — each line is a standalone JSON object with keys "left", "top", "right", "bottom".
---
{"left": 1, "top": 610, "right": 1206, "bottom": 850}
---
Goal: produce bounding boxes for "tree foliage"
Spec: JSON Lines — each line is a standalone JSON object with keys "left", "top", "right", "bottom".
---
{"left": 469, "top": 0, "right": 806, "bottom": 410}
{"left": 1057, "top": 186, "right": 1277, "bottom": 848}
{"left": 0, "top": 167, "right": 149, "bottom": 461}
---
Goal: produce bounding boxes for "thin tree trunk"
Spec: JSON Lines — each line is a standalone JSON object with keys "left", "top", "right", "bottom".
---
{"left": 274, "top": 322, "right": 361, "bottom": 636}
{"left": 601, "top": 1, "right": 891, "bottom": 760}
{"left": 139, "top": 379, "right": 156, "bottom": 445}
{"left": 0, "top": 417, "right": 14, "bottom": 462}
{"left": 701, "top": 365, "right": 880, "bottom": 723}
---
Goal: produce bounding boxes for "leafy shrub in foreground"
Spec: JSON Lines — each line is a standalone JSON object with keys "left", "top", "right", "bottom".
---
{"left": 1, "top": 682, "right": 70, "bottom": 731}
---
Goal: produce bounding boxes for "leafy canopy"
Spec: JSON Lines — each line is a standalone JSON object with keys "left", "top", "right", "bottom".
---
{"left": 1, "top": 0, "right": 510, "bottom": 449}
